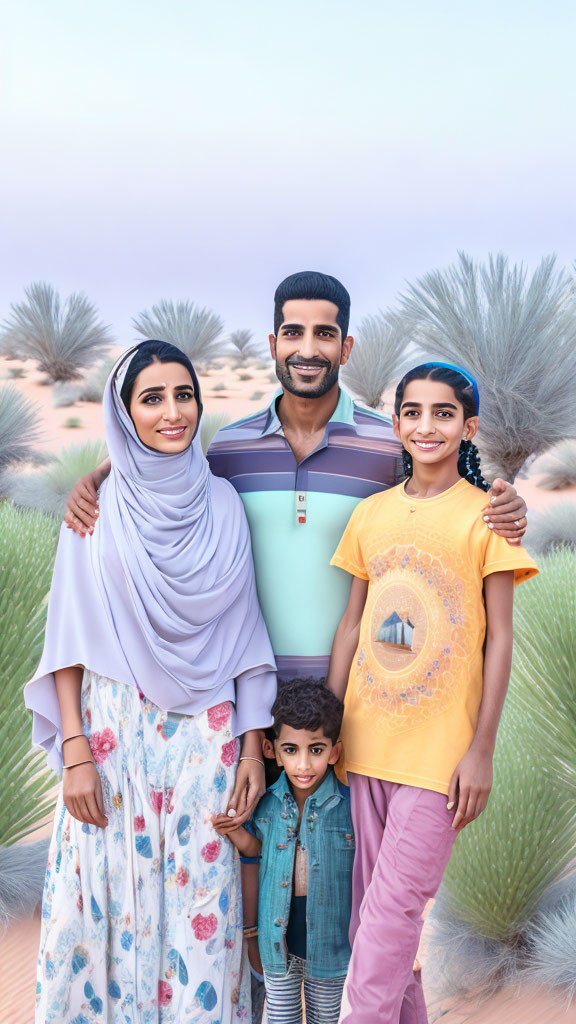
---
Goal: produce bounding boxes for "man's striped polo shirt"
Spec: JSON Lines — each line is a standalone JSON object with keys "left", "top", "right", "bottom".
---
{"left": 207, "top": 388, "right": 402, "bottom": 681}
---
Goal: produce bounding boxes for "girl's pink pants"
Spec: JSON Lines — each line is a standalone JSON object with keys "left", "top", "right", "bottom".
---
{"left": 341, "top": 774, "right": 458, "bottom": 1024}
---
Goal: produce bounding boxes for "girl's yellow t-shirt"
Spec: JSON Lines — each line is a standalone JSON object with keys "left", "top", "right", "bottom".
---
{"left": 331, "top": 478, "right": 538, "bottom": 796}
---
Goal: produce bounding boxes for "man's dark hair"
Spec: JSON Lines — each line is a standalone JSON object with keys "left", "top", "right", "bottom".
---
{"left": 273, "top": 271, "right": 351, "bottom": 340}
{"left": 271, "top": 678, "right": 344, "bottom": 744}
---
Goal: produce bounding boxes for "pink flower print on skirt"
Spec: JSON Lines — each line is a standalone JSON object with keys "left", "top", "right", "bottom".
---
{"left": 35, "top": 674, "right": 249, "bottom": 1023}
{"left": 89, "top": 726, "right": 117, "bottom": 764}
{"left": 207, "top": 702, "right": 231, "bottom": 731}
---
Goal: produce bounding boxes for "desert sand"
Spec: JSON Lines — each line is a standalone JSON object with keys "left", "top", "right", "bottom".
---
{"left": 1, "top": 350, "right": 574, "bottom": 1024}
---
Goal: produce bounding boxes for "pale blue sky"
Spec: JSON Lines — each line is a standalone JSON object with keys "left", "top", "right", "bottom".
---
{"left": 1, "top": 0, "right": 574, "bottom": 343}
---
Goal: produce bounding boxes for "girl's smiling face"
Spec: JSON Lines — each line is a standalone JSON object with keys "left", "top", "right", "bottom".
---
{"left": 129, "top": 361, "right": 199, "bottom": 453}
{"left": 393, "top": 378, "right": 479, "bottom": 467}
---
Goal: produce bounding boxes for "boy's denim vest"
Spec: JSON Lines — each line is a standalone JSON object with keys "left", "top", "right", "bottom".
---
{"left": 251, "top": 768, "right": 354, "bottom": 979}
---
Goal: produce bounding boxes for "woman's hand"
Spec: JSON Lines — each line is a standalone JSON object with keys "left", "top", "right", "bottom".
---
{"left": 225, "top": 756, "right": 265, "bottom": 827}
{"left": 447, "top": 744, "right": 493, "bottom": 831}
{"left": 63, "top": 761, "right": 108, "bottom": 829}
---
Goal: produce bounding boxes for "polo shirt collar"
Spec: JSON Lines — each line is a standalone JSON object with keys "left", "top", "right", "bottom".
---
{"left": 262, "top": 387, "right": 356, "bottom": 437}
{"left": 269, "top": 766, "right": 343, "bottom": 808}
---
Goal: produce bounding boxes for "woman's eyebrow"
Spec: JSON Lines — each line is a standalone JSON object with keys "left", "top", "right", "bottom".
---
{"left": 138, "top": 385, "right": 165, "bottom": 398}
{"left": 137, "top": 384, "right": 193, "bottom": 398}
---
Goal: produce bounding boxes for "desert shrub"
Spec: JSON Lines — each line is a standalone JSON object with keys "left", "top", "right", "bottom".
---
{"left": 524, "top": 879, "right": 576, "bottom": 1000}
{"left": 398, "top": 253, "right": 576, "bottom": 481}
{"left": 0, "top": 386, "right": 45, "bottom": 496}
{"left": 52, "top": 382, "right": 82, "bottom": 408}
{"left": 428, "top": 549, "right": 576, "bottom": 1001}
{"left": 6, "top": 367, "right": 26, "bottom": 380}
{"left": 250, "top": 391, "right": 264, "bottom": 401}
{"left": 6, "top": 441, "right": 107, "bottom": 517}
{"left": 341, "top": 313, "right": 412, "bottom": 408}
{"left": 534, "top": 440, "right": 576, "bottom": 490}
{"left": 525, "top": 503, "right": 576, "bottom": 557}
{"left": 79, "top": 355, "right": 117, "bottom": 403}
{"left": 132, "top": 299, "right": 226, "bottom": 370}
{"left": 0, "top": 841, "right": 50, "bottom": 925}
{"left": 200, "top": 411, "right": 231, "bottom": 455}
{"left": 64, "top": 417, "right": 82, "bottom": 429}
{"left": 0, "top": 503, "right": 59, "bottom": 846}
{"left": 238, "top": 372, "right": 253, "bottom": 381}
{"left": 0, "top": 282, "right": 113, "bottom": 383}
{"left": 212, "top": 382, "right": 227, "bottom": 392}
{"left": 229, "top": 328, "right": 263, "bottom": 363}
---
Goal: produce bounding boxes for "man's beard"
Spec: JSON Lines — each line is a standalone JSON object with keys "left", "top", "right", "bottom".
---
{"left": 274, "top": 356, "right": 340, "bottom": 399}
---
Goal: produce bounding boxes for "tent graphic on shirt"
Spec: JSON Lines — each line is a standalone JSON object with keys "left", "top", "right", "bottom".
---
{"left": 376, "top": 611, "right": 415, "bottom": 651}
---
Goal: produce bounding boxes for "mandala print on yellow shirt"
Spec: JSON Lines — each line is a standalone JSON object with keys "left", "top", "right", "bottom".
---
{"left": 355, "top": 534, "right": 478, "bottom": 734}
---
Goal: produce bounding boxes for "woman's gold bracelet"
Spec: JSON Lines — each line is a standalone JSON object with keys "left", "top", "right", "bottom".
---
{"left": 238, "top": 756, "right": 265, "bottom": 768}
{"left": 63, "top": 759, "right": 95, "bottom": 770}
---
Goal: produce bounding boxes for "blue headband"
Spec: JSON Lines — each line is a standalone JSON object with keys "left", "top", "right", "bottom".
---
{"left": 410, "top": 361, "right": 480, "bottom": 414}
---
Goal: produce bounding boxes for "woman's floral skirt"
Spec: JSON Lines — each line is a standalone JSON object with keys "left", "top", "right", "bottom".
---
{"left": 36, "top": 671, "right": 250, "bottom": 1023}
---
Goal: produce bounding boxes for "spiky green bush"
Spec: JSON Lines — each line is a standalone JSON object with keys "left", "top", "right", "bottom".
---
{"left": 428, "top": 550, "right": 576, "bottom": 999}
{"left": 0, "top": 503, "right": 59, "bottom": 845}
{"left": 0, "top": 386, "right": 45, "bottom": 496}
{"left": 341, "top": 314, "right": 412, "bottom": 408}
{"left": 5, "top": 441, "right": 108, "bottom": 517}
{"left": 200, "top": 411, "right": 230, "bottom": 455}
{"left": 397, "top": 254, "right": 576, "bottom": 481}
{"left": 132, "top": 299, "right": 226, "bottom": 370}
{"left": 534, "top": 440, "right": 576, "bottom": 490}
{"left": 79, "top": 355, "right": 117, "bottom": 403}
{"left": 525, "top": 503, "right": 576, "bottom": 557}
{"left": 0, "top": 282, "right": 114, "bottom": 383}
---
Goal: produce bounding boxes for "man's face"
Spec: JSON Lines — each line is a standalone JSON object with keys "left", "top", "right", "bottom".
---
{"left": 269, "top": 299, "right": 354, "bottom": 399}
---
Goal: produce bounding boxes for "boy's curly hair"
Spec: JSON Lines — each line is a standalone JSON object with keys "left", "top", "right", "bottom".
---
{"left": 271, "top": 678, "right": 344, "bottom": 744}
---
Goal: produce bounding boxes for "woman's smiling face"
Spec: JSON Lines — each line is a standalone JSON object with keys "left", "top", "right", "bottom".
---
{"left": 129, "top": 360, "right": 199, "bottom": 453}
{"left": 393, "top": 378, "right": 478, "bottom": 466}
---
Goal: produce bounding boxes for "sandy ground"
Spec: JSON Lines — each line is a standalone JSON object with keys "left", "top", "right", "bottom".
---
{"left": 2, "top": 350, "right": 574, "bottom": 1024}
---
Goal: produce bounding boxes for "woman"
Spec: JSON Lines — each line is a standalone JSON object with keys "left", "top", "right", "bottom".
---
{"left": 25, "top": 340, "right": 277, "bottom": 1023}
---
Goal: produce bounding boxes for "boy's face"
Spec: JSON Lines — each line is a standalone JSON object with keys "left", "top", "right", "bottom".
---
{"left": 273, "top": 724, "right": 342, "bottom": 799}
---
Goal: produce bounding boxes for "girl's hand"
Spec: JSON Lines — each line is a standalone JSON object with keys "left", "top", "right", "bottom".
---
{"left": 447, "top": 745, "right": 493, "bottom": 830}
{"left": 63, "top": 761, "right": 108, "bottom": 829}
{"left": 225, "top": 758, "right": 265, "bottom": 826}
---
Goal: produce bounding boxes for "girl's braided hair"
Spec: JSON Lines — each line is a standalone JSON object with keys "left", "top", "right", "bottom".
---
{"left": 396, "top": 364, "right": 490, "bottom": 492}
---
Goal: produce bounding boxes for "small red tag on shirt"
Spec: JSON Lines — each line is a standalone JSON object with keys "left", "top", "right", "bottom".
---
{"left": 295, "top": 491, "right": 307, "bottom": 525}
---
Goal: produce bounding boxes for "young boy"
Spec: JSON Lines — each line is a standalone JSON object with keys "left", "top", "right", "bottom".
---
{"left": 213, "top": 679, "right": 354, "bottom": 1024}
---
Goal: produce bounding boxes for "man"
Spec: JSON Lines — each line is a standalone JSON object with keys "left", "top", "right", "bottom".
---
{"left": 65, "top": 270, "right": 527, "bottom": 1019}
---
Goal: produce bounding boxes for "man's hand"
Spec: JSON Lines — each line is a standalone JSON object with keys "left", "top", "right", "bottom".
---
{"left": 64, "top": 458, "right": 111, "bottom": 535}
{"left": 447, "top": 744, "right": 493, "bottom": 831}
{"left": 482, "top": 478, "right": 527, "bottom": 545}
{"left": 64, "top": 473, "right": 100, "bottom": 536}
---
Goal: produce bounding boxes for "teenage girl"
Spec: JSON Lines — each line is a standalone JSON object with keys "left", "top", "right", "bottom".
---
{"left": 327, "top": 362, "right": 537, "bottom": 1024}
